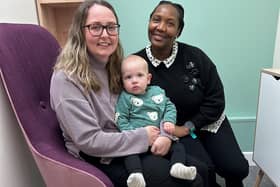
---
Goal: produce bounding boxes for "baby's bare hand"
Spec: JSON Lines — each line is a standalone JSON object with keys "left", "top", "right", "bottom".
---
{"left": 163, "top": 122, "right": 175, "bottom": 135}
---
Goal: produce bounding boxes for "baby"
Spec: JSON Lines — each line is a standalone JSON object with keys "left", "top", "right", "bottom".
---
{"left": 115, "top": 55, "right": 197, "bottom": 187}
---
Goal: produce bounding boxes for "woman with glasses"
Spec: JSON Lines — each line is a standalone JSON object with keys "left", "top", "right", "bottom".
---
{"left": 134, "top": 1, "right": 249, "bottom": 187}
{"left": 50, "top": 0, "right": 203, "bottom": 186}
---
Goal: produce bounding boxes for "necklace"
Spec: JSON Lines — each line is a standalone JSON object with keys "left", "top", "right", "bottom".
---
{"left": 145, "top": 41, "right": 178, "bottom": 68}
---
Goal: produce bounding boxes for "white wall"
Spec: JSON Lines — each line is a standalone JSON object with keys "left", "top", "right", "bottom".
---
{"left": 0, "top": 0, "right": 38, "bottom": 23}
{"left": 0, "top": 0, "right": 45, "bottom": 186}
{"left": 273, "top": 9, "right": 280, "bottom": 68}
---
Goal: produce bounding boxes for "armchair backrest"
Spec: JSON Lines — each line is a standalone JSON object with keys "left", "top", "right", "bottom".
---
{"left": 0, "top": 23, "right": 113, "bottom": 187}
{"left": 0, "top": 23, "right": 61, "bottom": 149}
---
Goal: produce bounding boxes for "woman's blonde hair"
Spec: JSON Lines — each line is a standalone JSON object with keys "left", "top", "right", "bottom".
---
{"left": 54, "top": 0, "right": 123, "bottom": 94}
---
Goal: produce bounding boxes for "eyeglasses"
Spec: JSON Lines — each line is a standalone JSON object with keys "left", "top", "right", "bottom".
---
{"left": 83, "top": 23, "right": 120, "bottom": 36}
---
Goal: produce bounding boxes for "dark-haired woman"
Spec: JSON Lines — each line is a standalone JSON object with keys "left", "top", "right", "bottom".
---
{"left": 135, "top": 1, "right": 249, "bottom": 186}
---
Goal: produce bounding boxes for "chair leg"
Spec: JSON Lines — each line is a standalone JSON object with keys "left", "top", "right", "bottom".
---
{"left": 254, "top": 169, "right": 264, "bottom": 187}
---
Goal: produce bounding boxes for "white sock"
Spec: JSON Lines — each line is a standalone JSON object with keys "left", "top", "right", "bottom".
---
{"left": 170, "top": 163, "right": 197, "bottom": 180}
{"left": 127, "top": 172, "right": 146, "bottom": 187}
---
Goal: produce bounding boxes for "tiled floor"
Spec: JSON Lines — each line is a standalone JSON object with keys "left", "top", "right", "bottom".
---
{"left": 216, "top": 166, "right": 276, "bottom": 187}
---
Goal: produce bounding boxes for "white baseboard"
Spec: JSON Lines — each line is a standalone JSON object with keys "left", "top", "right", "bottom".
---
{"left": 243, "top": 152, "right": 255, "bottom": 166}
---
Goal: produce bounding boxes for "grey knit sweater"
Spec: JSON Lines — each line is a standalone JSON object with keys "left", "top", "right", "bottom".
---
{"left": 50, "top": 61, "right": 149, "bottom": 159}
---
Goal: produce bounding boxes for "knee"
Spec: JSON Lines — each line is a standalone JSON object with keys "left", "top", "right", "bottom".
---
{"left": 237, "top": 159, "right": 249, "bottom": 179}
{"left": 218, "top": 158, "right": 249, "bottom": 179}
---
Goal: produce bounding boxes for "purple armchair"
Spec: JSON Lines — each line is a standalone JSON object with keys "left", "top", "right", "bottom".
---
{"left": 0, "top": 23, "right": 113, "bottom": 187}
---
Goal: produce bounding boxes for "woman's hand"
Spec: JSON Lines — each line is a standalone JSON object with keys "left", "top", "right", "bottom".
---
{"left": 150, "top": 136, "right": 171, "bottom": 156}
{"left": 174, "top": 125, "right": 190, "bottom": 137}
{"left": 145, "top": 126, "right": 160, "bottom": 146}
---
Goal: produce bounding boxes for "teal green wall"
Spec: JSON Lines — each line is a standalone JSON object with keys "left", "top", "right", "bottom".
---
{"left": 108, "top": 1, "right": 280, "bottom": 151}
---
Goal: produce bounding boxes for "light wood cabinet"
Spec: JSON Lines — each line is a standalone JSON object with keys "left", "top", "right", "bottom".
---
{"left": 35, "top": 0, "right": 83, "bottom": 46}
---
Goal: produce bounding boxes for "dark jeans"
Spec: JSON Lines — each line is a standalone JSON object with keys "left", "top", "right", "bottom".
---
{"left": 80, "top": 151, "right": 204, "bottom": 187}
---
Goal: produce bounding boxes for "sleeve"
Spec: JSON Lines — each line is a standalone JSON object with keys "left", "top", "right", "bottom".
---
{"left": 115, "top": 92, "right": 134, "bottom": 131}
{"left": 160, "top": 122, "right": 178, "bottom": 141}
{"left": 190, "top": 49, "right": 225, "bottom": 129}
{"left": 155, "top": 87, "right": 178, "bottom": 140}
{"left": 50, "top": 72, "right": 149, "bottom": 158}
{"left": 162, "top": 95, "right": 177, "bottom": 124}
